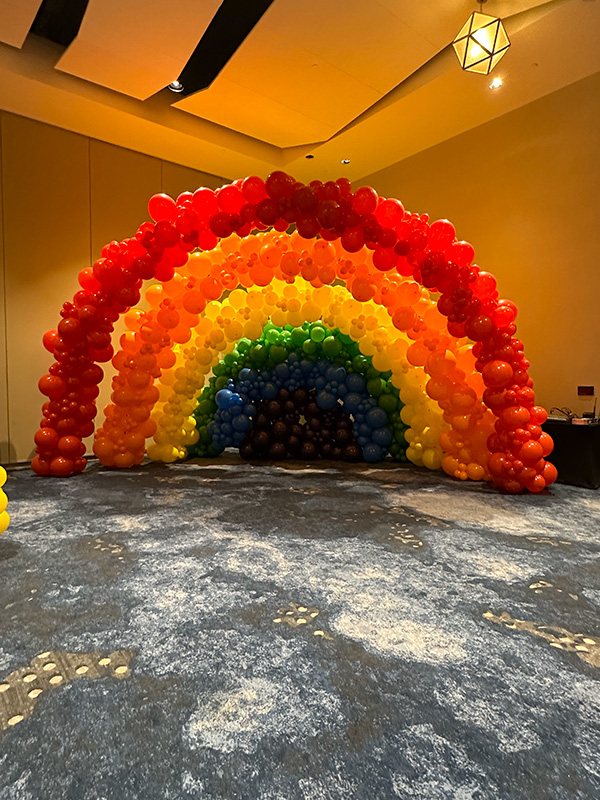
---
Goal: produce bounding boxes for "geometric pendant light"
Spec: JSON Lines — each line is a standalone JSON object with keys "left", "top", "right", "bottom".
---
{"left": 452, "top": 2, "right": 510, "bottom": 75}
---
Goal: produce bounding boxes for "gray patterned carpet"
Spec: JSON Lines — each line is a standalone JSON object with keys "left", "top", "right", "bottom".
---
{"left": 0, "top": 458, "right": 599, "bottom": 800}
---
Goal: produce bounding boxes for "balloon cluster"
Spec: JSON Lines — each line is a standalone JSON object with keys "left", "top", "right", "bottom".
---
{"left": 239, "top": 387, "right": 362, "bottom": 462}
{"left": 32, "top": 171, "right": 556, "bottom": 492}
{"left": 0, "top": 466, "right": 8, "bottom": 535}
{"left": 187, "top": 322, "right": 404, "bottom": 463}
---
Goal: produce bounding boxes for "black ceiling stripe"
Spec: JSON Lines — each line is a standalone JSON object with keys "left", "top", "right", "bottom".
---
{"left": 175, "top": 0, "right": 276, "bottom": 99}
{"left": 30, "top": 0, "right": 90, "bottom": 48}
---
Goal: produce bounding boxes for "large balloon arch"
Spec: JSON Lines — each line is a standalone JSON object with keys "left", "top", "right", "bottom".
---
{"left": 32, "top": 172, "right": 556, "bottom": 493}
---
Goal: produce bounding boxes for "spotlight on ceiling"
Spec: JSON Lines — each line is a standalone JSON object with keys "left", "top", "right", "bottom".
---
{"left": 489, "top": 76, "right": 503, "bottom": 89}
{"left": 453, "top": 0, "right": 510, "bottom": 75}
{"left": 341, "top": 158, "right": 351, "bottom": 164}
{"left": 168, "top": 80, "right": 184, "bottom": 93}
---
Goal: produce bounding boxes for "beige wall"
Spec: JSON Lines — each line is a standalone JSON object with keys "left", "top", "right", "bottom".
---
{"left": 0, "top": 113, "right": 226, "bottom": 462}
{"left": 359, "top": 71, "right": 600, "bottom": 418}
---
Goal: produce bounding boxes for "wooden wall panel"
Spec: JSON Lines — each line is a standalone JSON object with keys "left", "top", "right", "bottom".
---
{"left": 162, "top": 160, "right": 224, "bottom": 199}
{"left": 90, "top": 140, "right": 161, "bottom": 256}
{"left": 2, "top": 114, "right": 91, "bottom": 462}
{"left": 0, "top": 115, "right": 9, "bottom": 462}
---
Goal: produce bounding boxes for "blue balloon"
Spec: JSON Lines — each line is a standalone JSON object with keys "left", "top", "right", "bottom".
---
{"left": 232, "top": 414, "right": 252, "bottom": 432}
{"left": 317, "top": 391, "right": 337, "bottom": 410}
{"left": 363, "top": 443, "right": 384, "bottom": 463}
{"left": 372, "top": 427, "right": 393, "bottom": 447}
{"left": 366, "top": 407, "right": 387, "bottom": 428}
{"left": 346, "top": 373, "right": 366, "bottom": 393}
{"left": 215, "top": 389, "right": 233, "bottom": 409}
{"left": 263, "top": 382, "right": 278, "bottom": 399}
{"left": 326, "top": 365, "right": 346, "bottom": 383}
{"left": 274, "top": 363, "right": 290, "bottom": 380}
{"left": 344, "top": 393, "right": 362, "bottom": 414}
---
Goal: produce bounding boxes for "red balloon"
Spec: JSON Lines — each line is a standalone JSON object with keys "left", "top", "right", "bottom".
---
{"left": 491, "top": 301, "right": 518, "bottom": 328}
{"left": 501, "top": 405, "right": 531, "bottom": 429}
{"left": 472, "top": 271, "right": 497, "bottom": 299}
{"left": 31, "top": 455, "right": 51, "bottom": 476}
{"left": 526, "top": 474, "right": 547, "bottom": 493}
{"left": 58, "top": 436, "right": 84, "bottom": 458}
{"left": 42, "top": 329, "right": 59, "bottom": 353}
{"left": 192, "top": 188, "right": 218, "bottom": 218}
{"left": 529, "top": 406, "right": 548, "bottom": 425}
{"left": 488, "top": 452, "right": 508, "bottom": 476}
{"left": 34, "top": 427, "right": 60, "bottom": 451}
{"left": 482, "top": 360, "right": 514, "bottom": 388}
{"left": 50, "top": 456, "right": 74, "bottom": 477}
{"left": 341, "top": 226, "right": 364, "bottom": 253}
{"left": 372, "top": 246, "right": 397, "bottom": 272}
{"left": 428, "top": 219, "right": 456, "bottom": 251}
{"left": 465, "top": 315, "right": 494, "bottom": 341}
{"left": 352, "top": 186, "right": 378, "bottom": 216}
{"left": 265, "top": 171, "right": 295, "bottom": 201}
{"left": 519, "top": 440, "right": 544, "bottom": 464}
{"left": 538, "top": 432, "right": 554, "bottom": 456}
{"left": 296, "top": 217, "right": 320, "bottom": 239}
{"left": 241, "top": 176, "right": 268, "bottom": 204}
{"left": 542, "top": 461, "right": 558, "bottom": 486}
{"left": 153, "top": 220, "right": 180, "bottom": 248}
{"left": 374, "top": 198, "right": 404, "bottom": 228}
{"left": 256, "top": 199, "right": 279, "bottom": 226}
{"left": 148, "top": 193, "right": 177, "bottom": 222}
{"left": 446, "top": 240, "right": 475, "bottom": 267}
{"left": 294, "top": 186, "right": 319, "bottom": 215}
{"left": 78, "top": 268, "right": 101, "bottom": 293}
{"left": 218, "top": 184, "right": 245, "bottom": 214}
{"left": 39, "top": 374, "right": 66, "bottom": 400}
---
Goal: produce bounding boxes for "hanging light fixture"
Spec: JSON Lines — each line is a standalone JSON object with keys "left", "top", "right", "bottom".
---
{"left": 453, "top": 0, "right": 510, "bottom": 75}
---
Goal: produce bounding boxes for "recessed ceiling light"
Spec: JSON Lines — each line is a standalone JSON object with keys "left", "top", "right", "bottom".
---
{"left": 489, "top": 77, "right": 503, "bottom": 89}
{"left": 341, "top": 158, "right": 351, "bottom": 164}
{"left": 168, "top": 80, "right": 184, "bottom": 93}
{"left": 305, "top": 154, "right": 315, "bottom": 159}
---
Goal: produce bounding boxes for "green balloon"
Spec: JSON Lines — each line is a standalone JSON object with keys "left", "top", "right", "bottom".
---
{"left": 270, "top": 345, "right": 287, "bottom": 364}
{"left": 366, "top": 377, "right": 384, "bottom": 397}
{"left": 378, "top": 393, "right": 398, "bottom": 413}
{"left": 352, "top": 355, "right": 369, "bottom": 374}
{"left": 310, "top": 324, "right": 326, "bottom": 343}
{"left": 322, "top": 335, "right": 342, "bottom": 358}
{"left": 250, "top": 344, "right": 268, "bottom": 365}
{"left": 290, "top": 326, "right": 309, "bottom": 346}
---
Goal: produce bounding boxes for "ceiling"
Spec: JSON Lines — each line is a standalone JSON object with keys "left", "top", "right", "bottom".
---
{"left": 0, "top": 0, "right": 599, "bottom": 184}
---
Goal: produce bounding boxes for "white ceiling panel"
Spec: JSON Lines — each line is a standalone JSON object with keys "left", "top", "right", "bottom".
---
{"left": 378, "top": 0, "right": 550, "bottom": 47}
{"left": 56, "top": 0, "right": 222, "bottom": 100}
{"left": 284, "top": 0, "right": 600, "bottom": 182}
{"left": 175, "top": 0, "right": 550, "bottom": 148}
{"left": 0, "top": 0, "right": 43, "bottom": 48}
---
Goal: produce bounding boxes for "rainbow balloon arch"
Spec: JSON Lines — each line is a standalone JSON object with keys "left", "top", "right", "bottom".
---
{"left": 32, "top": 172, "right": 557, "bottom": 493}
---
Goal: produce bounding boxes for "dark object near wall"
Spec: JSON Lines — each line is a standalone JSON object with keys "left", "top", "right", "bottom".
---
{"left": 542, "top": 420, "right": 600, "bottom": 489}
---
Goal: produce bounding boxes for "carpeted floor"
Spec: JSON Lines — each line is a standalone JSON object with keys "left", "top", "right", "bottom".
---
{"left": 0, "top": 458, "right": 599, "bottom": 800}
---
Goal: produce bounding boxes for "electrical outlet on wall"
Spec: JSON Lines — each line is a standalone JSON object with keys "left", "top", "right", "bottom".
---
{"left": 578, "top": 386, "right": 595, "bottom": 397}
